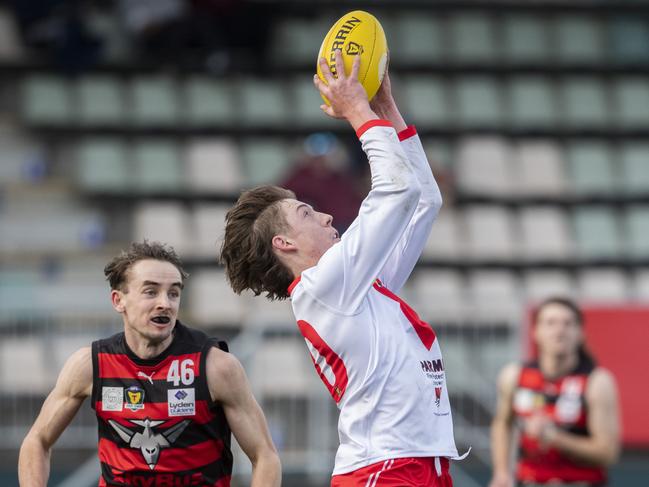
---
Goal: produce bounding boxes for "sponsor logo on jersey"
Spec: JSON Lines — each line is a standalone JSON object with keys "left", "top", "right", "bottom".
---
{"left": 137, "top": 370, "right": 155, "bottom": 384}
{"left": 102, "top": 386, "right": 123, "bottom": 412}
{"left": 420, "top": 359, "right": 444, "bottom": 373}
{"left": 125, "top": 385, "right": 145, "bottom": 411}
{"left": 435, "top": 386, "right": 442, "bottom": 407}
{"left": 168, "top": 388, "right": 195, "bottom": 417}
{"left": 108, "top": 417, "right": 190, "bottom": 470}
{"left": 111, "top": 472, "right": 202, "bottom": 486}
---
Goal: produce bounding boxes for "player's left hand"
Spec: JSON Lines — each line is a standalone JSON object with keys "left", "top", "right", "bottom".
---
{"left": 369, "top": 51, "right": 394, "bottom": 112}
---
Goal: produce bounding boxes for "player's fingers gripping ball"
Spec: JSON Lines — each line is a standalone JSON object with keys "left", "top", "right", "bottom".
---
{"left": 317, "top": 10, "right": 388, "bottom": 105}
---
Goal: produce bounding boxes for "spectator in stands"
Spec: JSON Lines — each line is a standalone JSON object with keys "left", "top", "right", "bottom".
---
{"left": 221, "top": 52, "right": 461, "bottom": 486}
{"left": 18, "top": 240, "right": 280, "bottom": 487}
{"left": 489, "top": 297, "right": 620, "bottom": 487}
{"left": 281, "top": 132, "right": 365, "bottom": 233}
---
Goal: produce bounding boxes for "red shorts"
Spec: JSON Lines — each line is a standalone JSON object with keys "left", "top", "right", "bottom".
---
{"left": 331, "top": 457, "right": 452, "bottom": 487}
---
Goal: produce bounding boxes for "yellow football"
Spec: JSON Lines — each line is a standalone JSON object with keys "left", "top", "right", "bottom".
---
{"left": 316, "top": 10, "right": 388, "bottom": 105}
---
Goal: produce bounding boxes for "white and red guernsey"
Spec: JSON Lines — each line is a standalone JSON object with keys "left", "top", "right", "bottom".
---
{"left": 288, "top": 120, "right": 459, "bottom": 476}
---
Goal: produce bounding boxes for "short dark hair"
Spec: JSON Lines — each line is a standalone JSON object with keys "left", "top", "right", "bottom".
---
{"left": 220, "top": 185, "right": 296, "bottom": 300}
{"left": 104, "top": 240, "right": 188, "bottom": 292}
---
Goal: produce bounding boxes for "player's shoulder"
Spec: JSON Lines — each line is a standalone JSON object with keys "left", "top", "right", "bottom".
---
{"left": 60, "top": 346, "right": 93, "bottom": 397}
{"left": 587, "top": 367, "right": 618, "bottom": 396}
{"left": 205, "top": 345, "right": 243, "bottom": 383}
{"left": 498, "top": 362, "right": 521, "bottom": 391}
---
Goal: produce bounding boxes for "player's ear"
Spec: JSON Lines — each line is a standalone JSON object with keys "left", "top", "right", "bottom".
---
{"left": 111, "top": 289, "right": 126, "bottom": 312}
{"left": 272, "top": 235, "right": 295, "bottom": 251}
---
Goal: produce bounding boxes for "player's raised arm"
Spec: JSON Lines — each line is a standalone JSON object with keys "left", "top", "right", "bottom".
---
{"left": 309, "top": 50, "right": 422, "bottom": 311}
{"left": 367, "top": 68, "right": 443, "bottom": 292}
{"left": 206, "top": 347, "right": 281, "bottom": 487}
{"left": 18, "top": 347, "right": 93, "bottom": 487}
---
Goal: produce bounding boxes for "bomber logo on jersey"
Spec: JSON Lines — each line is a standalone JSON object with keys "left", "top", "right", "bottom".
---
{"left": 168, "top": 388, "right": 195, "bottom": 417}
{"left": 125, "top": 386, "right": 145, "bottom": 411}
{"left": 102, "top": 386, "right": 124, "bottom": 412}
{"left": 108, "top": 418, "right": 190, "bottom": 470}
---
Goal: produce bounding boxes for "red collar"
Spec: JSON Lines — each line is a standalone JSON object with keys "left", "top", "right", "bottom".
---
{"left": 287, "top": 275, "right": 301, "bottom": 295}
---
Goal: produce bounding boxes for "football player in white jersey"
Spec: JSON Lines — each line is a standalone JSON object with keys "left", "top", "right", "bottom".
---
{"left": 221, "top": 50, "right": 459, "bottom": 486}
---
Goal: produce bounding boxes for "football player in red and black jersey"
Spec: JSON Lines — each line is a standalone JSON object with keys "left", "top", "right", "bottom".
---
{"left": 19, "top": 241, "right": 281, "bottom": 487}
{"left": 489, "top": 297, "right": 620, "bottom": 487}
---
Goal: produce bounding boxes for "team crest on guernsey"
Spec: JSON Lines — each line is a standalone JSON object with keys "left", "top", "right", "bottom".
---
{"left": 125, "top": 386, "right": 145, "bottom": 411}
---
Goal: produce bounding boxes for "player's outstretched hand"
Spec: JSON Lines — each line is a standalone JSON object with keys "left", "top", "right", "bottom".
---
{"left": 313, "top": 50, "right": 376, "bottom": 130}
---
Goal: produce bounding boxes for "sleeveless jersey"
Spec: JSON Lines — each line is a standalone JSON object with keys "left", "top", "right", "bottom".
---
{"left": 91, "top": 321, "right": 233, "bottom": 487}
{"left": 289, "top": 122, "right": 458, "bottom": 476}
{"left": 513, "top": 358, "right": 606, "bottom": 484}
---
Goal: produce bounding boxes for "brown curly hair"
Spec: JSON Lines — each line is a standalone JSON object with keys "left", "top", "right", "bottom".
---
{"left": 220, "top": 185, "right": 296, "bottom": 300}
{"left": 104, "top": 240, "right": 189, "bottom": 292}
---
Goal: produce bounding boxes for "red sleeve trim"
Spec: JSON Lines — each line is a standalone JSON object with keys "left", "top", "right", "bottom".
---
{"left": 355, "top": 119, "right": 393, "bottom": 138}
{"left": 288, "top": 276, "right": 302, "bottom": 295}
{"left": 397, "top": 125, "right": 418, "bottom": 141}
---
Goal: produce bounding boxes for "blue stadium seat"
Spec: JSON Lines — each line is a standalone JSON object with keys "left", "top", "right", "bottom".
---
{"left": 566, "top": 142, "right": 616, "bottom": 195}
{"left": 560, "top": 78, "right": 610, "bottom": 128}
{"left": 402, "top": 76, "right": 450, "bottom": 127}
{"left": 132, "top": 140, "right": 183, "bottom": 193}
{"left": 76, "top": 138, "right": 130, "bottom": 192}
{"left": 509, "top": 77, "right": 557, "bottom": 127}
{"left": 620, "top": 142, "right": 649, "bottom": 195}
{"left": 184, "top": 77, "right": 235, "bottom": 125}
{"left": 502, "top": 14, "right": 550, "bottom": 62}
{"left": 77, "top": 76, "right": 125, "bottom": 126}
{"left": 21, "top": 75, "right": 73, "bottom": 124}
{"left": 573, "top": 207, "right": 622, "bottom": 259}
{"left": 130, "top": 76, "right": 180, "bottom": 126}
{"left": 456, "top": 77, "right": 504, "bottom": 126}
{"left": 554, "top": 16, "right": 605, "bottom": 63}
{"left": 449, "top": 13, "right": 497, "bottom": 62}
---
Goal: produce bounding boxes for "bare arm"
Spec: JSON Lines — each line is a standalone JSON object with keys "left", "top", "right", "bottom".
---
{"left": 489, "top": 363, "right": 520, "bottom": 487}
{"left": 18, "top": 347, "right": 93, "bottom": 487}
{"left": 207, "top": 348, "right": 281, "bottom": 487}
{"left": 542, "top": 368, "right": 621, "bottom": 466}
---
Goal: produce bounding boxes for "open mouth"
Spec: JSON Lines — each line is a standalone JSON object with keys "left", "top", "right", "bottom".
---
{"left": 151, "top": 316, "right": 171, "bottom": 325}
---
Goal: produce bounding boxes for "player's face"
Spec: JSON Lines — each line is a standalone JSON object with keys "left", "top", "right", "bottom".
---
{"left": 534, "top": 303, "right": 583, "bottom": 358}
{"left": 279, "top": 198, "right": 340, "bottom": 263}
{"left": 112, "top": 259, "right": 183, "bottom": 344}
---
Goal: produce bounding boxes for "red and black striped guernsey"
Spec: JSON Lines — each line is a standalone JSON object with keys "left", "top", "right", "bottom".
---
{"left": 513, "top": 356, "right": 606, "bottom": 485}
{"left": 91, "top": 321, "right": 233, "bottom": 487}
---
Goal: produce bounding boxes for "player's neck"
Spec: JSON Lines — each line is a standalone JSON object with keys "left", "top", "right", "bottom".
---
{"left": 124, "top": 328, "right": 175, "bottom": 360}
{"left": 539, "top": 352, "right": 578, "bottom": 380}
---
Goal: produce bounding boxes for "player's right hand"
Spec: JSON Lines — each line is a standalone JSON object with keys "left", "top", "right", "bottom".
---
{"left": 313, "top": 50, "right": 375, "bottom": 126}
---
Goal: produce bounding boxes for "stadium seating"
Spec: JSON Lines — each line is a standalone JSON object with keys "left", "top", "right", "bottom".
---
{"left": 77, "top": 76, "right": 125, "bottom": 126}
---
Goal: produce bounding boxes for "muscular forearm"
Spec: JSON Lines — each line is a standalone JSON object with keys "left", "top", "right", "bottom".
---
{"left": 18, "top": 436, "right": 51, "bottom": 487}
{"left": 250, "top": 451, "right": 282, "bottom": 487}
{"left": 548, "top": 429, "right": 619, "bottom": 466}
